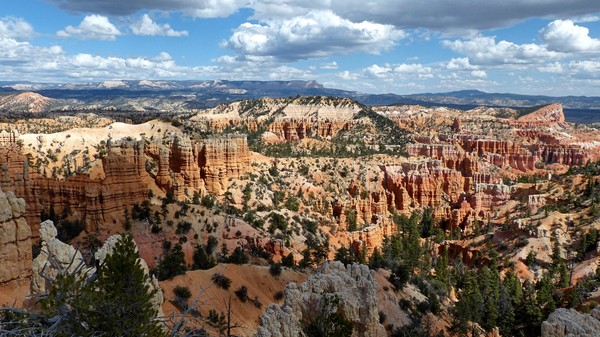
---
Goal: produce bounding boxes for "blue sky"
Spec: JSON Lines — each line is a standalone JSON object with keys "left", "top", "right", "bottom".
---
{"left": 1, "top": 0, "right": 600, "bottom": 95}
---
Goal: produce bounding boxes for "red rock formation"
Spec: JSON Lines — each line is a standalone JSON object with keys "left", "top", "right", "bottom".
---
{"left": 515, "top": 103, "right": 565, "bottom": 127}
{"left": 169, "top": 136, "right": 203, "bottom": 198}
{"left": 31, "top": 145, "right": 149, "bottom": 232}
{"left": 538, "top": 145, "right": 589, "bottom": 166}
{"left": 0, "top": 137, "right": 148, "bottom": 235}
{"left": 199, "top": 135, "right": 250, "bottom": 195}
{"left": 344, "top": 218, "right": 396, "bottom": 254}
{"left": 407, "top": 143, "right": 480, "bottom": 176}
{"left": 135, "top": 135, "right": 251, "bottom": 198}
{"left": 381, "top": 160, "right": 465, "bottom": 211}
{"left": 514, "top": 130, "right": 561, "bottom": 145}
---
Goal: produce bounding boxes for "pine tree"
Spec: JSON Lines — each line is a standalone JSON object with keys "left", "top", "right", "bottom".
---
{"left": 523, "top": 280, "right": 543, "bottom": 335}
{"left": 404, "top": 213, "right": 421, "bottom": 272}
{"left": 157, "top": 243, "right": 187, "bottom": 280}
{"left": 192, "top": 244, "right": 216, "bottom": 270}
{"left": 435, "top": 246, "right": 450, "bottom": 290}
{"left": 38, "top": 235, "right": 165, "bottom": 336}
{"left": 481, "top": 266, "right": 500, "bottom": 331}
{"left": 89, "top": 235, "right": 165, "bottom": 336}
{"left": 537, "top": 274, "right": 556, "bottom": 318}
{"left": 497, "top": 283, "right": 515, "bottom": 337}
{"left": 453, "top": 271, "right": 483, "bottom": 333}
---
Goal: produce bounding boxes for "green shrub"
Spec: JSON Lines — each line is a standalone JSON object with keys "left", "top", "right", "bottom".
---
{"left": 211, "top": 273, "right": 231, "bottom": 290}
{"left": 173, "top": 286, "right": 192, "bottom": 300}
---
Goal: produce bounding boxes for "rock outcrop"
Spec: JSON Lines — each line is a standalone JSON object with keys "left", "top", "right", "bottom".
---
{"left": 0, "top": 187, "right": 32, "bottom": 288}
{"left": 256, "top": 261, "right": 385, "bottom": 337}
{"left": 541, "top": 306, "right": 600, "bottom": 337}
{"left": 31, "top": 220, "right": 86, "bottom": 294}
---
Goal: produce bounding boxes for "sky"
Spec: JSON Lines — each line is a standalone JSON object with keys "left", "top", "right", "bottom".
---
{"left": 1, "top": 0, "right": 600, "bottom": 96}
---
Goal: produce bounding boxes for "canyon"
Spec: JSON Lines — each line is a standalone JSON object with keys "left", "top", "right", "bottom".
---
{"left": 0, "top": 94, "right": 599, "bottom": 337}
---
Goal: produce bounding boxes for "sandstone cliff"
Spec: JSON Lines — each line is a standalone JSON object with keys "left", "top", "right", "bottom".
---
{"left": 0, "top": 187, "right": 32, "bottom": 288}
{"left": 256, "top": 261, "right": 385, "bottom": 337}
{"left": 148, "top": 134, "right": 251, "bottom": 197}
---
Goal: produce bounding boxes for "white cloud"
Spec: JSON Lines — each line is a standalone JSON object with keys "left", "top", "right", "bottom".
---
{"left": 363, "top": 63, "right": 432, "bottom": 80}
{"left": 222, "top": 10, "right": 406, "bottom": 61}
{"left": 446, "top": 57, "right": 477, "bottom": 70}
{"left": 320, "top": 61, "right": 338, "bottom": 69}
{"left": 337, "top": 70, "right": 358, "bottom": 80}
{"left": 540, "top": 19, "right": 600, "bottom": 53}
{"left": 364, "top": 64, "right": 391, "bottom": 79}
{"left": 471, "top": 70, "right": 487, "bottom": 78}
{"left": 393, "top": 63, "right": 432, "bottom": 76}
{"left": 57, "top": 15, "right": 121, "bottom": 40}
{"left": 0, "top": 17, "right": 35, "bottom": 40}
{"left": 130, "top": 14, "right": 188, "bottom": 37}
{"left": 538, "top": 61, "right": 564, "bottom": 73}
{"left": 443, "top": 35, "right": 560, "bottom": 65}
{"left": 568, "top": 60, "right": 600, "bottom": 78}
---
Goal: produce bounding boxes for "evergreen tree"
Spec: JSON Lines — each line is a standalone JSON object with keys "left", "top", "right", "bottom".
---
{"left": 41, "top": 268, "right": 95, "bottom": 336}
{"left": 192, "top": 244, "right": 216, "bottom": 270}
{"left": 404, "top": 213, "right": 422, "bottom": 272}
{"left": 497, "top": 283, "right": 516, "bottom": 337}
{"left": 157, "top": 243, "right": 187, "bottom": 280}
{"left": 523, "top": 280, "right": 543, "bottom": 335}
{"left": 537, "top": 274, "right": 556, "bottom": 318}
{"left": 481, "top": 266, "right": 500, "bottom": 331}
{"left": 368, "top": 247, "right": 384, "bottom": 269}
{"left": 88, "top": 235, "right": 165, "bottom": 336}
{"left": 435, "top": 246, "right": 450, "bottom": 290}
{"left": 335, "top": 245, "right": 351, "bottom": 266}
{"left": 454, "top": 271, "right": 483, "bottom": 333}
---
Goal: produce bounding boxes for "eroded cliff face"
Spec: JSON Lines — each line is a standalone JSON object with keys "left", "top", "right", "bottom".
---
{"left": 31, "top": 144, "right": 149, "bottom": 232}
{"left": 0, "top": 128, "right": 252, "bottom": 237}
{"left": 148, "top": 134, "right": 251, "bottom": 197}
{"left": 0, "top": 187, "right": 32, "bottom": 288}
{"left": 256, "top": 261, "right": 385, "bottom": 337}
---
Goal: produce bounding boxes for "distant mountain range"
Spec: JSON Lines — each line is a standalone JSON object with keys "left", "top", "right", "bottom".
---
{"left": 1, "top": 80, "right": 600, "bottom": 111}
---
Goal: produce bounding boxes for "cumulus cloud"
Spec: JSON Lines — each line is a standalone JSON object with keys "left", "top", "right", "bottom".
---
{"left": 46, "top": 0, "right": 248, "bottom": 18}
{"left": 131, "top": 14, "right": 188, "bottom": 37}
{"left": 0, "top": 35, "right": 215, "bottom": 81}
{"left": 537, "top": 60, "right": 600, "bottom": 79}
{"left": 443, "top": 35, "right": 560, "bottom": 65}
{"left": 0, "top": 17, "right": 35, "bottom": 39}
{"left": 57, "top": 15, "right": 121, "bottom": 40}
{"left": 471, "top": 70, "right": 487, "bottom": 78}
{"left": 540, "top": 19, "right": 600, "bottom": 52}
{"left": 446, "top": 57, "right": 477, "bottom": 70}
{"left": 222, "top": 10, "right": 406, "bottom": 61}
